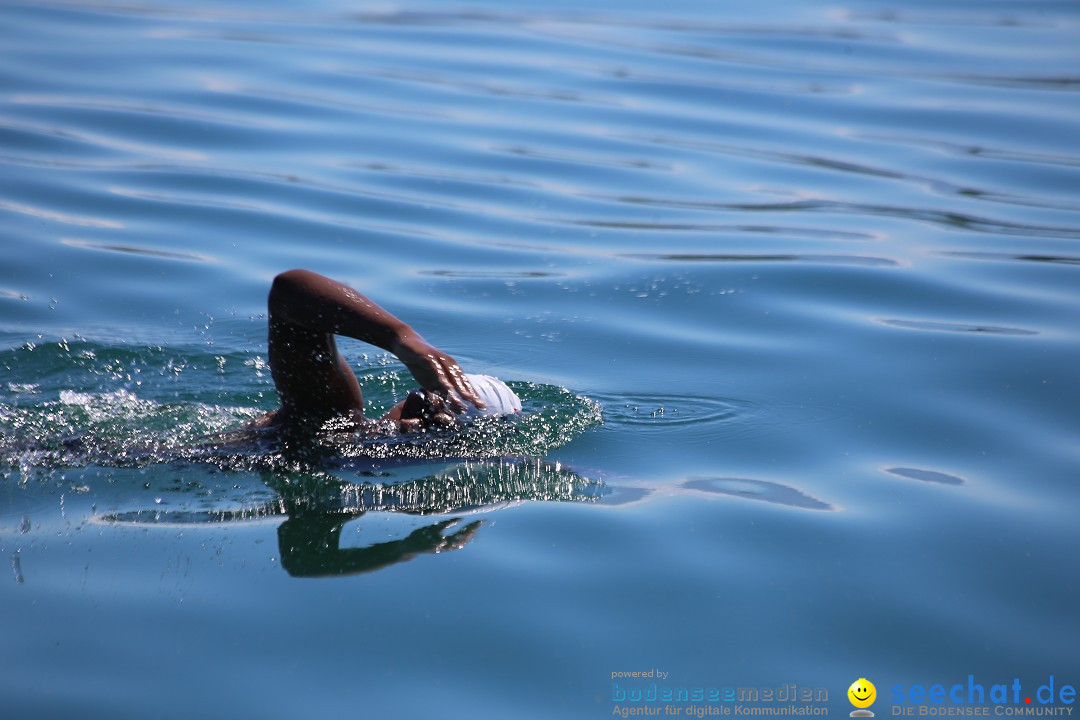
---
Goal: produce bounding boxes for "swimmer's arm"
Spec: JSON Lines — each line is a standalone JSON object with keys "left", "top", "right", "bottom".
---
{"left": 269, "top": 269, "right": 482, "bottom": 410}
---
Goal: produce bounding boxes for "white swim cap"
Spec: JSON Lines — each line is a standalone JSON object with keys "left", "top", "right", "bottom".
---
{"left": 457, "top": 374, "right": 522, "bottom": 417}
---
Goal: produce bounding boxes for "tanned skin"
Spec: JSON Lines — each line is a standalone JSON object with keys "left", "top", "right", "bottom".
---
{"left": 261, "top": 269, "right": 484, "bottom": 433}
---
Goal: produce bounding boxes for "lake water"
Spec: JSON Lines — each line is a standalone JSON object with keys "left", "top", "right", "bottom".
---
{"left": 1, "top": 0, "right": 1078, "bottom": 717}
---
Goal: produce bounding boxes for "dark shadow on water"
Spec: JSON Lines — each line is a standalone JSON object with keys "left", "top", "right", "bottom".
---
{"left": 682, "top": 477, "right": 833, "bottom": 511}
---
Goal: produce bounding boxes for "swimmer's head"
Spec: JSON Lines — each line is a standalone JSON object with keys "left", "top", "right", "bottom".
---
{"left": 398, "top": 389, "right": 455, "bottom": 430}
{"left": 390, "top": 375, "right": 520, "bottom": 432}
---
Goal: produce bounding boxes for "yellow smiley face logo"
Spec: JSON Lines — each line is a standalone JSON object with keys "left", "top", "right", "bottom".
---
{"left": 848, "top": 678, "right": 876, "bottom": 709}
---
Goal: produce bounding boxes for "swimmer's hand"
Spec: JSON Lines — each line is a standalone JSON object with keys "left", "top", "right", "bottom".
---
{"left": 412, "top": 518, "right": 483, "bottom": 554}
{"left": 391, "top": 330, "right": 485, "bottom": 413}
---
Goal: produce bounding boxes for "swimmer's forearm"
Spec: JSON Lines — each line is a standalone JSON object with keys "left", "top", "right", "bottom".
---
{"left": 269, "top": 268, "right": 412, "bottom": 351}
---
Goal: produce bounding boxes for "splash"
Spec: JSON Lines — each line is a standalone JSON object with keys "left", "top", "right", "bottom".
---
{"left": 0, "top": 340, "right": 603, "bottom": 475}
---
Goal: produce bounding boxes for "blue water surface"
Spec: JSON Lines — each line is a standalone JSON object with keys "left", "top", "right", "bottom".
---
{"left": 2, "top": 0, "right": 1079, "bottom": 718}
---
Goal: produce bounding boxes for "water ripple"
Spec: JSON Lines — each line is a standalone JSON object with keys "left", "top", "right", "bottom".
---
{"left": 941, "top": 252, "right": 1080, "bottom": 266}
{"left": 371, "top": 68, "right": 629, "bottom": 109}
{"left": 622, "top": 253, "right": 900, "bottom": 267}
{"left": 572, "top": 221, "right": 876, "bottom": 240}
{"left": 60, "top": 238, "right": 213, "bottom": 263}
{"left": 13, "top": 93, "right": 277, "bottom": 128}
{"left": 851, "top": 133, "right": 1080, "bottom": 170}
{"left": 0, "top": 198, "right": 122, "bottom": 229}
{"left": 590, "top": 392, "right": 748, "bottom": 428}
{"left": 579, "top": 64, "right": 859, "bottom": 97}
{"left": 611, "top": 133, "right": 1080, "bottom": 213}
{"left": 233, "top": 83, "right": 457, "bottom": 121}
{"left": 934, "top": 74, "right": 1080, "bottom": 92}
{"left": 420, "top": 269, "right": 565, "bottom": 279}
{"left": 592, "top": 195, "right": 1080, "bottom": 240}
{"left": 346, "top": 160, "right": 539, "bottom": 189}
{"left": 878, "top": 319, "right": 1038, "bottom": 336}
{"left": 497, "top": 145, "right": 674, "bottom": 171}
{"left": 0, "top": 115, "right": 206, "bottom": 161}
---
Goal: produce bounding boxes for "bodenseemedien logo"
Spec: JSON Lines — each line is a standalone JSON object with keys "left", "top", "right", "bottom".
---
{"left": 849, "top": 678, "right": 877, "bottom": 717}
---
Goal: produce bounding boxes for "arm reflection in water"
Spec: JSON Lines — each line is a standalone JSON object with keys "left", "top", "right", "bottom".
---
{"left": 96, "top": 458, "right": 607, "bottom": 577}
{"left": 265, "top": 457, "right": 603, "bottom": 577}
{"left": 277, "top": 511, "right": 482, "bottom": 578}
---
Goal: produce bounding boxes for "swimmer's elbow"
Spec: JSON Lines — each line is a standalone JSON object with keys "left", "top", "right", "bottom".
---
{"left": 271, "top": 268, "right": 316, "bottom": 292}
{"left": 269, "top": 268, "right": 317, "bottom": 309}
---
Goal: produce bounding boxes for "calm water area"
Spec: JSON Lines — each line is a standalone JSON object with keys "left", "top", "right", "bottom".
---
{"left": 1, "top": 0, "right": 1078, "bottom": 717}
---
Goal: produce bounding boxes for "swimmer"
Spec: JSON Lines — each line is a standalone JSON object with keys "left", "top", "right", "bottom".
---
{"left": 257, "top": 268, "right": 520, "bottom": 435}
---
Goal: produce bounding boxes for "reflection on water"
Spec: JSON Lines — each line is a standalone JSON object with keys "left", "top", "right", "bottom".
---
{"left": 96, "top": 459, "right": 606, "bottom": 577}
{"left": 97, "top": 459, "right": 606, "bottom": 520}
{"left": 278, "top": 515, "right": 483, "bottom": 578}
